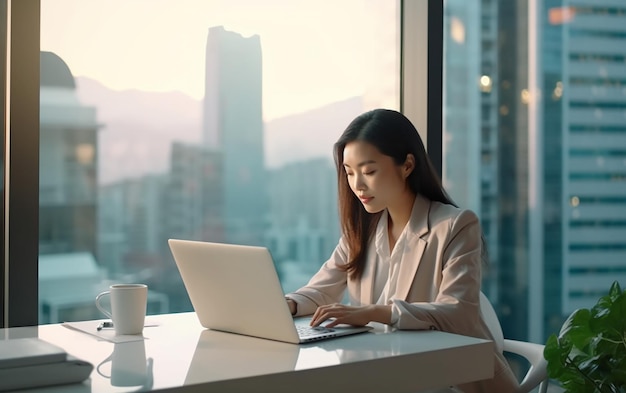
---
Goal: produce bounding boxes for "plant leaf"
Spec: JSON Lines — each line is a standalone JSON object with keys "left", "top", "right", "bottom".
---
{"left": 608, "top": 280, "right": 622, "bottom": 301}
{"left": 545, "top": 334, "right": 568, "bottom": 378}
{"left": 563, "top": 309, "right": 594, "bottom": 350}
{"left": 545, "top": 281, "right": 626, "bottom": 393}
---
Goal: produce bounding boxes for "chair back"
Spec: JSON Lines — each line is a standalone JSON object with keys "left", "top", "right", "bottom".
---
{"left": 479, "top": 292, "right": 549, "bottom": 393}
{"left": 479, "top": 291, "right": 504, "bottom": 354}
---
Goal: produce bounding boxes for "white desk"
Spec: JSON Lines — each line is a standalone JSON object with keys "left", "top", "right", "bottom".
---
{"left": 1, "top": 312, "right": 494, "bottom": 392}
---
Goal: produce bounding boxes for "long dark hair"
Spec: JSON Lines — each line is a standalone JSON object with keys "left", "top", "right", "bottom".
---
{"left": 333, "top": 109, "right": 457, "bottom": 279}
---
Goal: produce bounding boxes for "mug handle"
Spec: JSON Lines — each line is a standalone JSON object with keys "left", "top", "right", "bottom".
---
{"left": 96, "top": 354, "right": 113, "bottom": 379}
{"left": 95, "top": 291, "right": 113, "bottom": 319}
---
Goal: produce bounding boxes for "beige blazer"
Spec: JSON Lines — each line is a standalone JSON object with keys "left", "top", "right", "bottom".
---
{"left": 287, "top": 194, "right": 519, "bottom": 393}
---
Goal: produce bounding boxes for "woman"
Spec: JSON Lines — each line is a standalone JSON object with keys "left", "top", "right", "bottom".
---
{"left": 285, "top": 109, "right": 519, "bottom": 393}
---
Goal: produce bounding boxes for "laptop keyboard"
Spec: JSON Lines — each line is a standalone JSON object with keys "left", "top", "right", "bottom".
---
{"left": 296, "top": 325, "right": 335, "bottom": 338}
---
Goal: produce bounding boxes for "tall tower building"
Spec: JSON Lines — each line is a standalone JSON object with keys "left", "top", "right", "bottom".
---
{"left": 537, "top": 1, "right": 626, "bottom": 341}
{"left": 39, "top": 51, "right": 100, "bottom": 323}
{"left": 443, "top": 0, "right": 482, "bottom": 213}
{"left": 443, "top": 0, "right": 508, "bottom": 324}
{"left": 497, "top": 0, "right": 626, "bottom": 343}
{"left": 496, "top": 0, "right": 531, "bottom": 343}
{"left": 445, "top": 0, "right": 626, "bottom": 345}
{"left": 166, "top": 142, "right": 223, "bottom": 245}
{"left": 39, "top": 51, "right": 99, "bottom": 256}
{"left": 203, "top": 26, "right": 266, "bottom": 246}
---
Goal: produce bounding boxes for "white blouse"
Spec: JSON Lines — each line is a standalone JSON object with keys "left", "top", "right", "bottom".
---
{"left": 372, "top": 209, "right": 409, "bottom": 325}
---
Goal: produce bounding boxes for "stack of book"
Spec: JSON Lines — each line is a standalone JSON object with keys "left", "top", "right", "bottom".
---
{"left": 0, "top": 338, "right": 93, "bottom": 391}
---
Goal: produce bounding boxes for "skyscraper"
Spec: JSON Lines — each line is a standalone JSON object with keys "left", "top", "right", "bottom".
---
{"left": 39, "top": 51, "right": 99, "bottom": 256}
{"left": 443, "top": 0, "right": 513, "bottom": 328}
{"left": 166, "top": 142, "right": 223, "bottom": 245}
{"left": 203, "top": 26, "right": 266, "bottom": 246}
{"left": 538, "top": 1, "right": 626, "bottom": 341}
{"left": 39, "top": 51, "right": 101, "bottom": 323}
{"left": 445, "top": 1, "right": 626, "bottom": 345}
{"left": 496, "top": 0, "right": 531, "bottom": 343}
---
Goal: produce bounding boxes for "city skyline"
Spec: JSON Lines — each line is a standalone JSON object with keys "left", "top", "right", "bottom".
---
{"left": 38, "top": 26, "right": 356, "bottom": 321}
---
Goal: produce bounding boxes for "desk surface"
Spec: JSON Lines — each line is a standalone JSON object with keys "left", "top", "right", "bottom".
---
{"left": 1, "top": 313, "right": 494, "bottom": 392}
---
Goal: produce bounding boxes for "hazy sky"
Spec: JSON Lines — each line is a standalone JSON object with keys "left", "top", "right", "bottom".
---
{"left": 41, "top": 0, "right": 399, "bottom": 121}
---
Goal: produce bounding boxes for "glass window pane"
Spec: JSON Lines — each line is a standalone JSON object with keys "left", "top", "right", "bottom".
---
{"left": 443, "top": 0, "right": 626, "bottom": 345}
{"left": 39, "top": 0, "right": 400, "bottom": 324}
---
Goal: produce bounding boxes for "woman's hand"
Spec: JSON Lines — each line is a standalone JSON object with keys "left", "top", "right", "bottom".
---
{"left": 310, "top": 304, "right": 392, "bottom": 327}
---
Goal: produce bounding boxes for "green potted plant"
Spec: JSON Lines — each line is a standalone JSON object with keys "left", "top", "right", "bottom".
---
{"left": 544, "top": 280, "right": 626, "bottom": 392}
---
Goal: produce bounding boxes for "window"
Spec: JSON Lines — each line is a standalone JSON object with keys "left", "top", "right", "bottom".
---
{"left": 2, "top": 0, "right": 439, "bottom": 329}
{"left": 443, "top": 1, "right": 626, "bottom": 344}
{"left": 36, "top": 0, "right": 401, "bottom": 324}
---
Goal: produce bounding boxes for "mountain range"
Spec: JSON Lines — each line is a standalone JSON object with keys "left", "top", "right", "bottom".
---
{"left": 75, "top": 77, "right": 362, "bottom": 184}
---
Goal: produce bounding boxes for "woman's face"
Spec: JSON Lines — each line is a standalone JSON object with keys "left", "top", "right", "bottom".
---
{"left": 342, "top": 140, "right": 411, "bottom": 213}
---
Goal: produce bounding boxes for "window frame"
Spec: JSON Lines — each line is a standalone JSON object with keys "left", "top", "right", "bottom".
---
{"left": 2, "top": 0, "right": 40, "bottom": 328}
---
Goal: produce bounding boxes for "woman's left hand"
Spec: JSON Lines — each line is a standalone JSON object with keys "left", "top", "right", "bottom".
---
{"left": 310, "top": 304, "right": 375, "bottom": 327}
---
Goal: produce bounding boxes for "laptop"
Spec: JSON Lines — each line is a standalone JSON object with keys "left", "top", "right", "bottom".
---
{"left": 168, "top": 239, "right": 372, "bottom": 344}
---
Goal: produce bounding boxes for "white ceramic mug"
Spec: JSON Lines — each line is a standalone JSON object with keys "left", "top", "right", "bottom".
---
{"left": 95, "top": 284, "right": 148, "bottom": 335}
